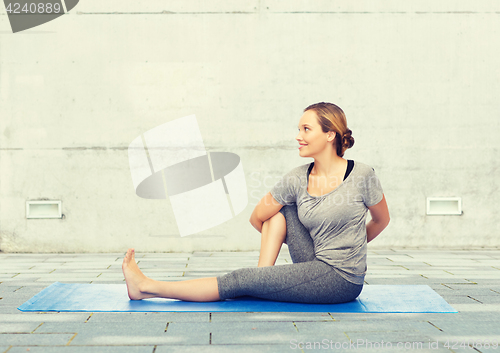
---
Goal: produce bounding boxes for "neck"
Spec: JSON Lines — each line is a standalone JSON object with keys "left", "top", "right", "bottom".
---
{"left": 311, "top": 152, "right": 346, "bottom": 177}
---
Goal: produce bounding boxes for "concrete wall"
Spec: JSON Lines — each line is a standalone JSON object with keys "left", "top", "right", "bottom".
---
{"left": 1, "top": 1, "right": 499, "bottom": 252}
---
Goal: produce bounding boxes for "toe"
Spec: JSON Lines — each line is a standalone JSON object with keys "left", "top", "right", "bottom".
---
{"left": 123, "top": 249, "right": 132, "bottom": 266}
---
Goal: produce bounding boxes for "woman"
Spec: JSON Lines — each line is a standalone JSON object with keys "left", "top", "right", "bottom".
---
{"left": 122, "top": 102, "right": 390, "bottom": 303}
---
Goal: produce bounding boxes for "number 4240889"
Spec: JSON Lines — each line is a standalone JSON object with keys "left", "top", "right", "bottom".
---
{"left": 5, "top": 2, "right": 63, "bottom": 14}
{"left": 444, "top": 339, "right": 498, "bottom": 350}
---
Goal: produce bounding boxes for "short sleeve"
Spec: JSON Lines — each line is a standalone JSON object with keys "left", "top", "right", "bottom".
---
{"left": 362, "top": 167, "right": 384, "bottom": 207}
{"left": 269, "top": 168, "right": 301, "bottom": 206}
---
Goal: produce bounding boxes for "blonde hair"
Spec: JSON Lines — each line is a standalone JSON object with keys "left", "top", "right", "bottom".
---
{"left": 304, "top": 102, "right": 354, "bottom": 157}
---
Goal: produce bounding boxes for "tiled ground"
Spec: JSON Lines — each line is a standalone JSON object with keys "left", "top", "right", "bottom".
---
{"left": 1, "top": 248, "right": 500, "bottom": 352}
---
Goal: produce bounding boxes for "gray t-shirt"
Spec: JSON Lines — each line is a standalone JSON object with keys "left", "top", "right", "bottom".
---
{"left": 270, "top": 160, "right": 384, "bottom": 285}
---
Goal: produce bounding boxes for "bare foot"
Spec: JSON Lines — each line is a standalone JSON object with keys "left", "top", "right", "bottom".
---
{"left": 122, "top": 248, "right": 154, "bottom": 300}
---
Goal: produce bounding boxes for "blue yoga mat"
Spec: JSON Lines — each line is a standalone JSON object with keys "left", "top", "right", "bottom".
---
{"left": 18, "top": 282, "right": 457, "bottom": 313}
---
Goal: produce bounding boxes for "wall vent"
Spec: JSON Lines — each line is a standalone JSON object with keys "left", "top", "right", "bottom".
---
{"left": 426, "top": 197, "right": 462, "bottom": 215}
{"left": 26, "top": 200, "right": 62, "bottom": 219}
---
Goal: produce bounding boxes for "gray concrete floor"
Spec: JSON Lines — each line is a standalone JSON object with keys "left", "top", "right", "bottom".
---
{"left": 1, "top": 248, "right": 500, "bottom": 352}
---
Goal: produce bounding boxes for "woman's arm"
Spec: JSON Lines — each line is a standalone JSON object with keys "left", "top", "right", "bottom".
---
{"left": 366, "top": 194, "right": 390, "bottom": 243}
{"left": 249, "top": 192, "right": 284, "bottom": 233}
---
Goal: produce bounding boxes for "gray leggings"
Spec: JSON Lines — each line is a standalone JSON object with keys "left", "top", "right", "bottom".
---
{"left": 216, "top": 204, "right": 363, "bottom": 304}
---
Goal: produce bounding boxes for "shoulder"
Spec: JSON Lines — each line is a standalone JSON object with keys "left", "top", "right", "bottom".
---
{"left": 351, "top": 160, "right": 383, "bottom": 191}
{"left": 352, "top": 160, "right": 377, "bottom": 176}
{"left": 351, "top": 161, "right": 381, "bottom": 187}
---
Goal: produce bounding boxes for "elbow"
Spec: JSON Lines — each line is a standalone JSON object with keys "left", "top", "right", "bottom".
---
{"left": 373, "top": 215, "right": 390, "bottom": 227}
{"left": 249, "top": 209, "right": 255, "bottom": 224}
{"left": 249, "top": 212, "right": 260, "bottom": 226}
{"left": 374, "top": 216, "right": 390, "bottom": 230}
{"left": 383, "top": 216, "right": 390, "bottom": 229}
{"left": 249, "top": 215, "right": 255, "bottom": 227}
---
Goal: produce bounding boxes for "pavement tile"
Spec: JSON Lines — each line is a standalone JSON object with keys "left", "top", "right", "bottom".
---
{"left": 183, "top": 272, "right": 231, "bottom": 277}
{"left": 57, "top": 265, "right": 114, "bottom": 270}
{"left": 209, "top": 321, "right": 298, "bottom": 344}
{"left": 486, "top": 286, "right": 500, "bottom": 293}
{"left": 35, "top": 279, "right": 98, "bottom": 283}
{"left": 451, "top": 304, "right": 500, "bottom": 312}
{"left": 433, "top": 279, "right": 478, "bottom": 284}
{"left": 460, "top": 280, "right": 500, "bottom": 286}
{"left": 344, "top": 330, "right": 440, "bottom": 344}
{"left": 28, "top": 264, "right": 68, "bottom": 268}
{"left": 197, "top": 252, "right": 260, "bottom": 257}
{"left": 0, "top": 333, "right": 76, "bottom": 345}
{"left": 7, "top": 347, "right": 154, "bottom": 353}
{"left": 70, "top": 331, "right": 203, "bottom": 346}
{"left": 0, "top": 276, "right": 39, "bottom": 283}
{"left": 453, "top": 311, "right": 500, "bottom": 321}
{"left": 137, "top": 272, "right": 187, "bottom": 278}
{"left": 83, "top": 275, "right": 126, "bottom": 281}
{"left": 183, "top": 265, "right": 255, "bottom": 271}
{"left": 35, "top": 280, "right": 94, "bottom": 284}
{"left": 155, "top": 344, "right": 293, "bottom": 352}
{"left": 1, "top": 286, "right": 48, "bottom": 298}
{"left": 427, "top": 318, "right": 499, "bottom": 335}
{"left": 1, "top": 282, "right": 61, "bottom": 287}
{"left": 87, "top": 280, "right": 125, "bottom": 284}
{"left": 464, "top": 295, "right": 500, "bottom": 304}
{"left": 129, "top": 264, "right": 187, "bottom": 270}
{"left": 1, "top": 296, "right": 40, "bottom": 307}
{"left": 0, "top": 322, "right": 42, "bottom": 333}
{"left": 329, "top": 313, "right": 456, "bottom": 321}
{"left": 295, "top": 320, "right": 438, "bottom": 336}
{"left": 432, "top": 335, "right": 500, "bottom": 350}
{"left": 65, "top": 322, "right": 198, "bottom": 346}
{"left": 136, "top": 261, "right": 190, "bottom": 266}
{"left": 89, "top": 312, "right": 209, "bottom": 323}
{"left": 317, "top": 347, "right": 451, "bottom": 353}
{"left": 210, "top": 312, "right": 333, "bottom": 322}
{"left": 434, "top": 287, "right": 498, "bottom": 296}
{"left": 164, "top": 277, "right": 221, "bottom": 282}
{"left": 439, "top": 295, "right": 484, "bottom": 304}
{"left": 141, "top": 253, "right": 192, "bottom": 258}
{"left": 0, "top": 313, "right": 90, "bottom": 323}
{"left": 1, "top": 270, "right": 60, "bottom": 275}
{"left": 34, "top": 321, "right": 166, "bottom": 335}
{"left": 363, "top": 277, "right": 431, "bottom": 285}
{"left": 10, "top": 274, "right": 93, "bottom": 281}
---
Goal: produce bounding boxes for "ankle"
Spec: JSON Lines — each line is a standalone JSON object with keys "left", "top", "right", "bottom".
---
{"left": 137, "top": 277, "right": 153, "bottom": 294}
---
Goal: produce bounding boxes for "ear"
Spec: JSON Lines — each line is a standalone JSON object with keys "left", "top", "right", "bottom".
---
{"left": 327, "top": 131, "right": 336, "bottom": 142}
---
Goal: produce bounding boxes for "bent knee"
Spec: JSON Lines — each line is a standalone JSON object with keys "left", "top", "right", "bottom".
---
{"left": 269, "top": 211, "right": 287, "bottom": 244}
{"left": 272, "top": 210, "right": 286, "bottom": 222}
{"left": 270, "top": 211, "right": 286, "bottom": 228}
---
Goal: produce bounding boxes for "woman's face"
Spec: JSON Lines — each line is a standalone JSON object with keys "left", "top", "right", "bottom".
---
{"left": 296, "top": 110, "right": 335, "bottom": 157}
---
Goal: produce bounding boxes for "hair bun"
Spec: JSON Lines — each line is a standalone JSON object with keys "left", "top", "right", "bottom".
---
{"left": 342, "top": 129, "right": 355, "bottom": 149}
